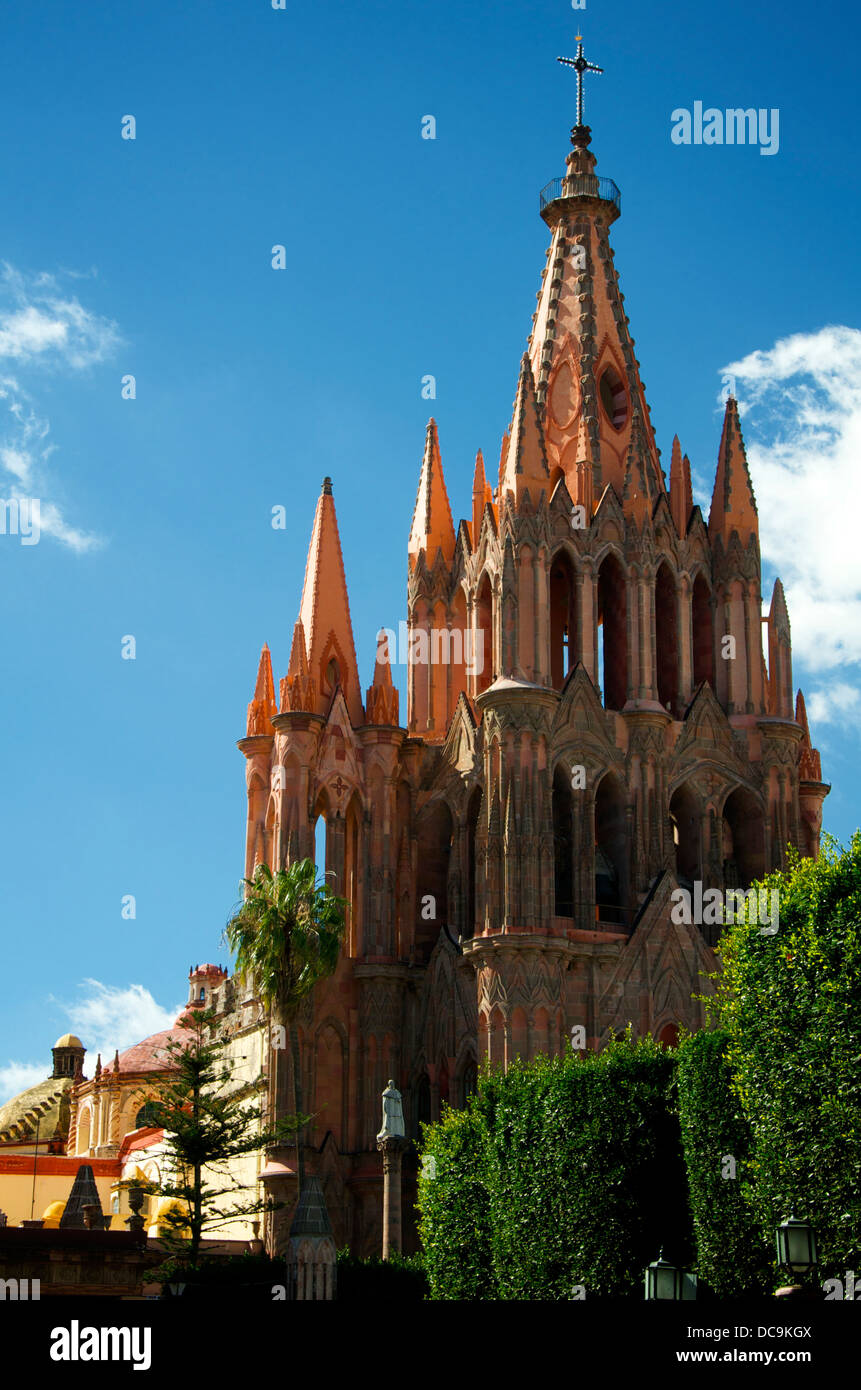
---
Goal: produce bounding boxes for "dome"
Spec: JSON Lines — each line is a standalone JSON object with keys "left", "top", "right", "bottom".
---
{"left": 101, "top": 1024, "right": 194, "bottom": 1076}
{"left": 41, "top": 1200, "right": 66, "bottom": 1229}
{"left": 54, "top": 1034, "right": 84, "bottom": 1050}
{"left": 148, "top": 1197, "right": 190, "bottom": 1239}
{"left": 0, "top": 1076, "right": 72, "bottom": 1146}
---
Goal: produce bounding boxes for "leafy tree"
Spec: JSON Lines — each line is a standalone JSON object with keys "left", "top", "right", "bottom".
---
{"left": 224, "top": 858, "right": 346, "bottom": 1187}
{"left": 707, "top": 832, "right": 861, "bottom": 1283}
{"left": 122, "top": 1005, "right": 299, "bottom": 1277}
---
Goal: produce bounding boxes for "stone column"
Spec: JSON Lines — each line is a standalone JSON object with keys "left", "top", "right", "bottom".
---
{"left": 377, "top": 1137, "right": 407, "bottom": 1260}
{"left": 376, "top": 1080, "right": 407, "bottom": 1260}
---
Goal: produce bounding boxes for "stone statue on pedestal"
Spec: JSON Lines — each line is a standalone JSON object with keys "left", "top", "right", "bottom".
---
{"left": 377, "top": 1079, "right": 404, "bottom": 1141}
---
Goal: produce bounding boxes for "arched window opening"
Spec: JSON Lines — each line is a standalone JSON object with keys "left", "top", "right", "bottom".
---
{"left": 135, "top": 1102, "right": 160, "bottom": 1130}
{"left": 314, "top": 814, "right": 327, "bottom": 883}
{"left": 722, "top": 787, "right": 766, "bottom": 890}
{"left": 314, "top": 1026, "right": 344, "bottom": 1148}
{"left": 475, "top": 574, "right": 493, "bottom": 696}
{"left": 460, "top": 1059, "right": 478, "bottom": 1107}
{"left": 597, "top": 554, "right": 627, "bottom": 710}
{"left": 199, "top": 987, "right": 206, "bottom": 1002}
{"left": 325, "top": 657, "right": 339, "bottom": 694}
{"left": 658, "top": 1023, "right": 679, "bottom": 1049}
{"left": 595, "top": 774, "right": 628, "bottom": 926}
{"left": 465, "top": 786, "right": 482, "bottom": 940}
{"left": 598, "top": 365, "right": 628, "bottom": 430}
{"left": 692, "top": 574, "right": 715, "bottom": 690}
{"left": 344, "top": 796, "right": 361, "bottom": 956}
{"left": 76, "top": 1109, "right": 92, "bottom": 1154}
{"left": 552, "top": 765, "right": 574, "bottom": 918}
{"left": 669, "top": 784, "right": 700, "bottom": 891}
{"left": 414, "top": 801, "right": 453, "bottom": 964}
{"left": 655, "top": 563, "right": 678, "bottom": 712}
{"left": 550, "top": 552, "right": 577, "bottom": 689}
{"left": 438, "top": 1061, "right": 449, "bottom": 1109}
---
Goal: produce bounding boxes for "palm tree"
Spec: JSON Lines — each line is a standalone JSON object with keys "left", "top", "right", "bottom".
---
{"left": 224, "top": 858, "right": 346, "bottom": 1188}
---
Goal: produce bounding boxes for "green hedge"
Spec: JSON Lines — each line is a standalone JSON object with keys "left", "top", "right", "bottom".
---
{"left": 710, "top": 834, "right": 861, "bottom": 1282}
{"left": 412, "top": 1103, "right": 493, "bottom": 1299}
{"left": 675, "top": 1029, "right": 772, "bottom": 1295}
{"left": 418, "top": 1035, "right": 693, "bottom": 1300}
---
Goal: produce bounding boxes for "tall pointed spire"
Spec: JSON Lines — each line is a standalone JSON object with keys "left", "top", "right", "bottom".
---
{"left": 471, "top": 449, "right": 492, "bottom": 544}
{"left": 408, "top": 419, "right": 456, "bottom": 569}
{"left": 280, "top": 618, "right": 315, "bottom": 713}
{"left": 246, "top": 643, "right": 277, "bottom": 736}
{"left": 669, "top": 436, "right": 693, "bottom": 537}
{"left": 709, "top": 397, "right": 758, "bottom": 545}
{"left": 796, "top": 690, "right": 822, "bottom": 781}
{"left": 766, "top": 577, "right": 793, "bottom": 719}
{"left": 529, "top": 92, "right": 664, "bottom": 512}
{"left": 365, "top": 630, "right": 400, "bottom": 726}
{"left": 499, "top": 354, "right": 550, "bottom": 505}
{"left": 294, "top": 478, "right": 363, "bottom": 725}
{"left": 795, "top": 687, "right": 811, "bottom": 743}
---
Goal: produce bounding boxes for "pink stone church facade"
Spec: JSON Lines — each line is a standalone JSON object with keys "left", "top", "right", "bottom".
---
{"left": 232, "top": 109, "right": 828, "bottom": 1254}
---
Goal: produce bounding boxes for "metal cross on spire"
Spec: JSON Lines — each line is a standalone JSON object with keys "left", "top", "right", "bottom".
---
{"left": 557, "top": 35, "right": 603, "bottom": 129}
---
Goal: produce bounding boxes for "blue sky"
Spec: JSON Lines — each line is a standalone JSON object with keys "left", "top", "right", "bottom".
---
{"left": 2, "top": 0, "right": 859, "bottom": 1098}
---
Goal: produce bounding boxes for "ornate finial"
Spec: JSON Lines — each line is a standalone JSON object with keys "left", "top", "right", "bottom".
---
{"left": 557, "top": 34, "right": 603, "bottom": 133}
{"left": 322, "top": 476, "right": 333, "bottom": 495}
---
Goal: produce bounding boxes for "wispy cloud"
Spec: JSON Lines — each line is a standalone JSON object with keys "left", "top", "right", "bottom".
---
{"left": 49, "top": 980, "right": 183, "bottom": 1061}
{"left": 714, "top": 326, "right": 861, "bottom": 732}
{"left": 806, "top": 682, "right": 861, "bottom": 726}
{"left": 0, "top": 981, "right": 184, "bottom": 1106}
{"left": 0, "top": 263, "right": 121, "bottom": 551}
{"left": 0, "top": 1060, "right": 48, "bottom": 1107}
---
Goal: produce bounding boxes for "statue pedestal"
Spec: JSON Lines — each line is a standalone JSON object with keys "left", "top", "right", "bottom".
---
{"left": 376, "top": 1134, "right": 408, "bottom": 1260}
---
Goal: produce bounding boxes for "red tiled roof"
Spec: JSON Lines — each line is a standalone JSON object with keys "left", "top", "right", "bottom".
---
{"left": 102, "top": 1025, "right": 194, "bottom": 1076}
{"left": 119, "top": 1127, "right": 164, "bottom": 1157}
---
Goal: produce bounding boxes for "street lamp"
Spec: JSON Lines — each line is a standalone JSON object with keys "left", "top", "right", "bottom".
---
{"left": 775, "top": 1215, "right": 817, "bottom": 1278}
{"left": 644, "top": 1250, "right": 697, "bottom": 1300}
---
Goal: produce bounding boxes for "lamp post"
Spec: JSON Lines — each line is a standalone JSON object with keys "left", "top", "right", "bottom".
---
{"left": 775, "top": 1215, "right": 818, "bottom": 1298}
{"left": 29, "top": 1113, "right": 41, "bottom": 1220}
{"left": 644, "top": 1250, "right": 697, "bottom": 1300}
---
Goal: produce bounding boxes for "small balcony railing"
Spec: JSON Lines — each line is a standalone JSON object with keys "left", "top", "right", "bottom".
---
{"left": 540, "top": 175, "right": 622, "bottom": 215}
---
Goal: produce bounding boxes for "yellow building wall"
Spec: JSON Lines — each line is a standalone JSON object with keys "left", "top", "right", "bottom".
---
{"left": 0, "top": 1170, "right": 116, "bottom": 1227}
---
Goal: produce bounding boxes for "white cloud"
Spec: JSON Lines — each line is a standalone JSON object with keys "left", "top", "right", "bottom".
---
{"left": 0, "top": 1061, "right": 48, "bottom": 1107}
{"left": 49, "top": 980, "right": 184, "bottom": 1062}
{"left": 806, "top": 682, "right": 861, "bottom": 726}
{"left": 716, "top": 327, "right": 861, "bottom": 732}
{"left": 0, "top": 264, "right": 120, "bottom": 368}
{"left": 0, "top": 264, "right": 121, "bottom": 551}
{"left": 0, "top": 982, "right": 183, "bottom": 1106}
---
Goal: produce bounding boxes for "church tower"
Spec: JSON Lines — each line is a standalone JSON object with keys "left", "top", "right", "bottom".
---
{"left": 234, "top": 37, "right": 828, "bottom": 1256}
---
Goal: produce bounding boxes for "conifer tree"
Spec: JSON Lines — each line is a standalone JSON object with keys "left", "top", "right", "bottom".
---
{"left": 124, "top": 1005, "right": 298, "bottom": 1277}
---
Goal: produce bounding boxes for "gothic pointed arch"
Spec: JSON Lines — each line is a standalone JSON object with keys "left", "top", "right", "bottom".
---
{"left": 594, "top": 770, "right": 628, "bottom": 925}
{"left": 669, "top": 781, "right": 700, "bottom": 889}
{"left": 692, "top": 570, "right": 715, "bottom": 689}
{"left": 415, "top": 798, "right": 454, "bottom": 964}
{"left": 549, "top": 547, "right": 577, "bottom": 690}
{"left": 474, "top": 570, "right": 494, "bottom": 696}
{"left": 655, "top": 560, "right": 679, "bottom": 712}
{"left": 552, "top": 764, "right": 574, "bottom": 918}
{"left": 721, "top": 785, "right": 766, "bottom": 889}
{"left": 596, "top": 550, "right": 628, "bottom": 710}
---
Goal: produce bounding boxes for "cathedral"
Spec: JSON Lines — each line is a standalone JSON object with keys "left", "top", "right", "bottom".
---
{"left": 231, "top": 73, "right": 828, "bottom": 1253}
